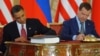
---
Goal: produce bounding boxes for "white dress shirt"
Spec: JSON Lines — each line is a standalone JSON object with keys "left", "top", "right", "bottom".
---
{"left": 16, "top": 22, "right": 27, "bottom": 36}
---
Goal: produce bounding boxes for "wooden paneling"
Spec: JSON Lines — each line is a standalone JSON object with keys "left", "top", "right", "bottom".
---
{"left": 5, "top": 41, "right": 100, "bottom": 56}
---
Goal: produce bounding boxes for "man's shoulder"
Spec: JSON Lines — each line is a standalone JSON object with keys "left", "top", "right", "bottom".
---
{"left": 64, "top": 17, "right": 75, "bottom": 23}
{"left": 26, "top": 18, "right": 41, "bottom": 25}
{"left": 27, "top": 18, "right": 39, "bottom": 21}
{"left": 26, "top": 18, "right": 40, "bottom": 22}
{"left": 86, "top": 19, "right": 94, "bottom": 24}
{"left": 4, "top": 21, "right": 16, "bottom": 29}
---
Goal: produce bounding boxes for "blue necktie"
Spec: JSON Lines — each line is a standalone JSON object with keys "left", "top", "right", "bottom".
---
{"left": 80, "top": 22, "right": 84, "bottom": 34}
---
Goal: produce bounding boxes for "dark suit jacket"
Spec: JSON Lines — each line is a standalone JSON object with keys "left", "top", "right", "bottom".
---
{"left": 0, "top": 18, "right": 56, "bottom": 53}
{"left": 60, "top": 17, "right": 99, "bottom": 40}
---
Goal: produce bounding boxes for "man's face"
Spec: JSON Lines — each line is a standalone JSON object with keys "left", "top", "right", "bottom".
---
{"left": 78, "top": 7, "right": 91, "bottom": 22}
{"left": 13, "top": 10, "right": 26, "bottom": 24}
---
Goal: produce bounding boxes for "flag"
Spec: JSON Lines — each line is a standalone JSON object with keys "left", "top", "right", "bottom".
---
{"left": 54, "top": 0, "right": 88, "bottom": 23}
{"left": 92, "top": 0, "right": 100, "bottom": 36}
{"left": 20, "top": 0, "right": 52, "bottom": 26}
{"left": 0, "top": 0, "right": 13, "bottom": 25}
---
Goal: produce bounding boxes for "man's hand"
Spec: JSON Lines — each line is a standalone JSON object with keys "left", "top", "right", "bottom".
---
{"left": 15, "top": 37, "right": 28, "bottom": 42}
{"left": 76, "top": 34, "right": 85, "bottom": 40}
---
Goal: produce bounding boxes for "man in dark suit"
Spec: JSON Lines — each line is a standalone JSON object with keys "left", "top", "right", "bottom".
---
{"left": 0, "top": 5, "right": 56, "bottom": 54}
{"left": 60, "top": 2, "right": 99, "bottom": 40}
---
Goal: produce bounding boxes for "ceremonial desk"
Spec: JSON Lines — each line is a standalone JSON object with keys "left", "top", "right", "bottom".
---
{"left": 4, "top": 41, "right": 100, "bottom": 56}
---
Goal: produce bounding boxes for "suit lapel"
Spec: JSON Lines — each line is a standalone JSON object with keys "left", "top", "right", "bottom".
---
{"left": 72, "top": 17, "right": 79, "bottom": 34}
{"left": 26, "top": 19, "right": 32, "bottom": 37}
{"left": 85, "top": 21, "right": 90, "bottom": 34}
{"left": 13, "top": 21, "right": 20, "bottom": 37}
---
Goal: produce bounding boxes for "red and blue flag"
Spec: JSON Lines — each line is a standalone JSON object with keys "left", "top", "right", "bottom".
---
{"left": 20, "top": 0, "right": 52, "bottom": 26}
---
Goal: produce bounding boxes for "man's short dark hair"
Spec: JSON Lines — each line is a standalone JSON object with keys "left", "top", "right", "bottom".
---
{"left": 79, "top": 2, "right": 91, "bottom": 11}
{"left": 11, "top": 5, "right": 24, "bottom": 16}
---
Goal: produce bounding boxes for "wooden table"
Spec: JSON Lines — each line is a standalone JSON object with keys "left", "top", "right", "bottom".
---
{"left": 4, "top": 41, "right": 100, "bottom": 56}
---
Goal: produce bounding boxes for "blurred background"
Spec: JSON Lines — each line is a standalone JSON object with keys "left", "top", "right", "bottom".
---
{"left": 0, "top": 0, "right": 100, "bottom": 35}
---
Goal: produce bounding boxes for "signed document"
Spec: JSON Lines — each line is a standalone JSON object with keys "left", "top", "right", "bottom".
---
{"left": 30, "top": 35, "right": 60, "bottom": 44}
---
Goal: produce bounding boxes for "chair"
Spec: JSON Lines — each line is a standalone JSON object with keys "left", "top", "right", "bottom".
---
{"left": 0, "top": 25, "right": 4, "bottom": 44}
{"left": 49, "top": 23, "right": 62, "bottom": 36}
